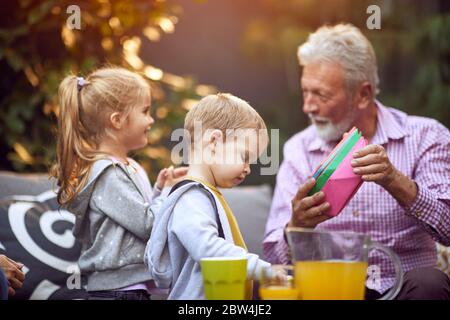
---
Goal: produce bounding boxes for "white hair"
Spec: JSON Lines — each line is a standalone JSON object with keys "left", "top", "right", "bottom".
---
{"left": 297, "top": 24, "right": 380, "bottom": 95}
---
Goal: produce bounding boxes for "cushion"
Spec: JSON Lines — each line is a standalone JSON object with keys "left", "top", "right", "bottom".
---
{"left": 0, "top": 171, "right": 273, "bottom": 299}
{"left": 0, "top": 190, "right": 87, "bottom": 299}
{"left": 1, "top": 171, "right": 448, "bottom": 298}
{"left": 0, "top": 171, "right": 53, "bottom": 200}
{"left": 221, "top": 184, "right": 272, "bottom": 257}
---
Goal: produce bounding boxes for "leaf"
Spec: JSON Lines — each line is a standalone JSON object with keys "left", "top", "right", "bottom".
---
{"left": 27, "top": 0, "right": 56, "bottom": 25}
{"left": 4, "top": 49, "right": 25, "bottom": 71}
{"left": 0, "top": 0, "right": 231, "bottom": 173}
{"left": 0, "top": 25, "right": 29, "bottom": 43}
{"left": 19, "top": 0, "right": 33, "bottom": 9}
{"left": 81, "top": 57, "right": 98, "bottom": 72}
{"left": 13, "top": 142, "right": 34, "bottom": 164}
{"left": 5, "top": 113, "right": 25, "bottom": 134}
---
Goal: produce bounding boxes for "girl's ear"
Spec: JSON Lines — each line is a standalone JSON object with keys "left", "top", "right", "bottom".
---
{"left": 110, "top": 112, "right": 124, "bottom": 129}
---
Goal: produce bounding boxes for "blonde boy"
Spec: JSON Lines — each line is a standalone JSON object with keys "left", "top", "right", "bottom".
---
{"left": 145, "top": 93, "right": 270, "bottom": 300}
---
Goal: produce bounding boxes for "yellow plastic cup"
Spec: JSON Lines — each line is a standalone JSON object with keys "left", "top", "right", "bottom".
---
{"left": 200, "top": 257, "right": 247, "bottom": 300}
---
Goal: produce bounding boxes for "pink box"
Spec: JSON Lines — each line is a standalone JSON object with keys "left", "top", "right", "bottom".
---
{"left": 321, "top": 137, "right": 368, "bottom": 217}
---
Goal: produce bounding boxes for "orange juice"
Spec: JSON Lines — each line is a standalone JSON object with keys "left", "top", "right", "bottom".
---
{"left": 259, "top": 286, "right": 299, "bottom": 300}
{"left": 295, "top": 260, "right": 367, "bottom": 300}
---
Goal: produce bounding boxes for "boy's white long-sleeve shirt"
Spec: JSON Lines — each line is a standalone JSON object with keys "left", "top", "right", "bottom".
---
{"left": 145, "top": 182, "right": 270, "bottom": 300}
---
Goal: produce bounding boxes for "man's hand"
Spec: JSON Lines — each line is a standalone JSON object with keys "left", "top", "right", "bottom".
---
{"left": 351, "top": 144, "right": 418, "bottom": 206}
{"left": 288, "top": 178, "right": 332, "bottom": 229}
{"left": 0, "top": 255, "right": 25, "bottom": 297}
{"left": 351, "top": 144, "right": 398, "bottom": 187}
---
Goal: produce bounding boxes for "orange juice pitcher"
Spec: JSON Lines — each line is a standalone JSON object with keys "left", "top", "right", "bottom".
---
{"left": 286, "top": 228, "right": 403, "bottom": 300}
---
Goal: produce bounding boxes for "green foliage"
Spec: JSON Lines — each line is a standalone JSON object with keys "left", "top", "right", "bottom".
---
{"left": 1, "top": 0, "right": 448, "bottom": 181}
{"left": 0, "top": 0, "right": 215, "bottom": 179}
{"left": 410, "top": 14, "right": 450, "bottom": 126}
{"left": 242, "top": 0, "right": 449, "bottom": 131}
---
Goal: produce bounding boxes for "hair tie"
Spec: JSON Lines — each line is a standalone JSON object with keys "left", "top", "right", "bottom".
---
{"left": 77, "top": 77, "right": 85, "bottom": 91}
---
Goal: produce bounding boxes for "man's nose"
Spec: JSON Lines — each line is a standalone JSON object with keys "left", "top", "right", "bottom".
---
{"left": 303, "top": 94, "right": 319, "bottom": 114}
{"left": 149, "top": 116, "right": 155, "bottom": 125}
{"left": 244, "top": 164, "right": 251, "bottom": 175}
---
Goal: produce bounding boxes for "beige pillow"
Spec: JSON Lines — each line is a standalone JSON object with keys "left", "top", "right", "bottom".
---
{"left": 221, "top": 185, "right": 272, "bottom": 257}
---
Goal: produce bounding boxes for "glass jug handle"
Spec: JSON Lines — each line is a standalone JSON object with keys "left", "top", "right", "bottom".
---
{"left": 367, "top": 242, "right": 404, "bottom": 300}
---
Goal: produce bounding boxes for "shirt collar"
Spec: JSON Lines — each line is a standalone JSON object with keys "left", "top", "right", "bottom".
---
{"left": 307, "top": 100, "right": 407, "bottom": 153}
{"left": 307, "top": 135, "right": 332, "bottom": 153}
{"left": 371, "top": 100, "right": 407, "bottom": 145}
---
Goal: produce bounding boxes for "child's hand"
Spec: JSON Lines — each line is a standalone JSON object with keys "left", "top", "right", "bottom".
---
{"left": 164, "top": 166, "right": 189, "bottom": 188}
{"left": 156, "top": 168, "right": 168, "bottom": 190}
{"left": 156, "top": 166, "right": 188, "bottom": 189}
{"left": 273, "top": 268, "right": 288, "bottom": 283}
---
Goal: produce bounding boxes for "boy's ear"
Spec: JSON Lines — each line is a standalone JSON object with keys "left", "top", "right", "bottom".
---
{"left": 110, "top": 112, "right": 124, "bottom": 129}
{"left": 208, "top": 129, "right": 223, "bottom": 151}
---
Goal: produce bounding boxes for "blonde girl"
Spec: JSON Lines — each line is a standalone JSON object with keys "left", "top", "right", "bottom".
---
{"left": 51, "top": 67, "right": 186, "bottom": 300}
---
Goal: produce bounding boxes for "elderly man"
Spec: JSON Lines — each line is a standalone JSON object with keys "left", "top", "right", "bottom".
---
{"left": 263, "top": 24, "right": 450, "bottom": 300}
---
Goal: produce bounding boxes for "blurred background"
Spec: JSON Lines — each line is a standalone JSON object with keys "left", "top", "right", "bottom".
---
{"left": 0, "top": 0, "right": 448, "bottom": 186}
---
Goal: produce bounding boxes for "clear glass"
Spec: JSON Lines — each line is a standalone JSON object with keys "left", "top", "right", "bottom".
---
{"left": 258, "top": 265, "right": 299, "bottom": 300}
{"left": 286, "top": 227, "right": 403, "bottom": 300}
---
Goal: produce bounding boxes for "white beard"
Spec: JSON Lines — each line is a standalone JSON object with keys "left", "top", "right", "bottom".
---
{"left": 309, "top": 107, "right": 355, "bottom": 142}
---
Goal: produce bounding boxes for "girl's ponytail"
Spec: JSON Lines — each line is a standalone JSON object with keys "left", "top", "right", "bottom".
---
{"left": 51, "top": 75, "right": 94, "bottom": 205}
